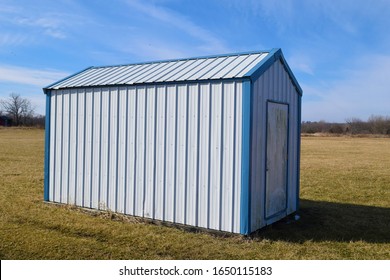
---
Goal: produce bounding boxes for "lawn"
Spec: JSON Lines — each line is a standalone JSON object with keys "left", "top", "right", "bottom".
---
{"left": 0, "top": 128, "right": 389, "bottom": 259}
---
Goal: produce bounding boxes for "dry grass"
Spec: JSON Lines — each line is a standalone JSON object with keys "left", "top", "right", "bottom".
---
{"left": 0, "top": 128, "right": 389, "bottom": 259}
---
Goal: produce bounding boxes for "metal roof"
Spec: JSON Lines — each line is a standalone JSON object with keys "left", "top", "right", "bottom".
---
{"left": 44, "top": 48, "right": 302, "bottom": 95}
{"left": 45, "top": 51, "right": 270, "bottom": 90}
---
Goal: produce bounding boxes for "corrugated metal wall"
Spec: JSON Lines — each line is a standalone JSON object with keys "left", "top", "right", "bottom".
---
{"left": 48, "top": 81, "right": 243, "bottom": 233}
{"left": 250, "top": 59, "right": 300, "bottom": 231}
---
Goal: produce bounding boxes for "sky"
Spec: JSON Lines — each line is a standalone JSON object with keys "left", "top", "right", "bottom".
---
{"left": 1, "top": 0, "right": 390, "bottom": 122}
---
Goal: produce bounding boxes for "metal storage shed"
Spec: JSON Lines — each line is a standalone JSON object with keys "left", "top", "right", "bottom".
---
{"left": 43, "top": 48, "right": 302, "bottom": 235}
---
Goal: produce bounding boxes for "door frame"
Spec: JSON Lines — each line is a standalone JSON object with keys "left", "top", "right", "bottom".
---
{"left": 264, "top": 100, "right": 290, "bottom": 221}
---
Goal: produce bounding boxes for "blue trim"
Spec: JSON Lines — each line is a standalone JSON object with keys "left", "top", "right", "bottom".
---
{"left": 173, "top": 85, "right": 178, "bottom": 222}
{"left": 246, "top": 48, "right": 303, "bottom": 96}
{"left": 296, "top": 95, "right": 302, "bottom": 210}
{"left": 240, "top": 80, "right": 251, "bottom": 235}
{"left": 43, "top": 91, "right": 51, "bottom": 201}
{"left": 245, "top": 48, "right": 279, "bottom": 80}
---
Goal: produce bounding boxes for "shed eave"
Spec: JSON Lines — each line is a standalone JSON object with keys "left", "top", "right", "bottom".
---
{"left": 43, "top": 66, "right": 94, "bottom": 94}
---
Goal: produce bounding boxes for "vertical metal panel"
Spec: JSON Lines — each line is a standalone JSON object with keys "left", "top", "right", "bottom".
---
{"left": 185, "top": 84, "right": 199, "bottom": 226}
{"left": 61, "top": 90, "right": 70, "bottom": 204}
{"left": 135, "top": 87, "right": 146, "bottom": 217}
{"left": 175, "top": 85, "right": 187, "bottom": 224}
{"left": 233, "top": 82, "right": 242, "bottom": 233}
{"left": 144, "top": 86, "right": 156, "bottom": 218}
{"left": 221, "top": 82, "right": 234, "bottom": 232}
{"left": 68, "top": 89, "right": 77, "bottom": 204}
{"left": 83, "top": 89, "right": 93, "bottom": 207}
{"left": 240, "top": 80, "right": 251, "bottom": 235}
{"left": 108, "top": 88, "right": 118, "bottom": 211}
{"left": 165, "top": 85, "right": 176, "bottom": 222}
{"left": 209, "top": 82, "right": 222, "bottom": 230}
{"left": 116, "top": 87, "right": 127, "bottom": 213}
{"left": 154, "top": 85, "right": 166, "bottom": 220}
{"left": 76, "top": 89, "right": 85, "bottom": 207}
{"left": 99, "top": 88, "right": 109, "bottom": 210}
{"left": 197, "top": 83, "right": 210, "bottom": 228}
{"left": 91, "top": 88, "right": 101, "bottom": 209}
{"left": 125, "top": 87, "right": 137, "bottom": 215}
{"left": 54, "top": 91, "right": 62, "bottom": 203}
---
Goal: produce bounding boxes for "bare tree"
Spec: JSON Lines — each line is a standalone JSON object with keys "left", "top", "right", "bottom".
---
{"left": 367, "top": 115, "right": 390, "bottom": 134}
{"left": 0, "top": 93, "right": 36, "bottom": 126}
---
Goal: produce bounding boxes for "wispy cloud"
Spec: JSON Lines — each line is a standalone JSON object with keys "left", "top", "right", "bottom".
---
{"left": 0, "top": 2, "right": 89, "bottom": 41}
{"left": 0, "top": 33, "right": 33, "bottom": 46}
{"left": 288, "top": 53, "right": 315, "bottom": 75}
{"left": 124, "top": 0, "right": 228, "bottom": 54}
{"left": 0, "top": 65, "right": 69, "bottom": 87}
{"left": 15, "top": 16, "right": 68, "bottom": 39}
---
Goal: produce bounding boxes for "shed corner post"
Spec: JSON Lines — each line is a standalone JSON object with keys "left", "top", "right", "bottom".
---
{"left": 240, "top": 79, "right": 252, "bottom": 235}
{"left": 43, "top": 90, "right": 51, "bottom": 201}
{"left": 296, "top": 94, "right": 302, "bottom": 210}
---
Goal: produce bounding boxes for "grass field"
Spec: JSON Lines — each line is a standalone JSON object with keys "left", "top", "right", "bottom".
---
{"left": 0, "top": 128, "right": 389, "bottom": 259}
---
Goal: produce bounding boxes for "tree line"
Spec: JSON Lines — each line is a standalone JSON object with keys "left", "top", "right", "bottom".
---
{"left": 302, "top": 115, "right": 390, "bottom": 135}
{"left": 0, "top": 93, "right": 45, "bottom": 128}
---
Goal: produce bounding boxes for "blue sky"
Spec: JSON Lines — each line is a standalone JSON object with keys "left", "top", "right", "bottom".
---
{"left": 1, "top": 0, "right": 390, "bottom": 122}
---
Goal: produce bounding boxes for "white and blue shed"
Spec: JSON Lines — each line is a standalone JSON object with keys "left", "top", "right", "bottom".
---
{"left": 43, "top": 48, "right": 302, "bottom": 235}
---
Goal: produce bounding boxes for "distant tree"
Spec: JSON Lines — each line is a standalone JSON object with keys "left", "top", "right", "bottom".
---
{"left": 346, "top": 118, "right": 367, "bottom": 134}
{"left": 367, "top": 115, "right": 390, "bottom": 134}
{"left": 0, "top": 93, "right": 36, "bottom": 126}
{"left": 328, "top": 124, "right": 344, "bottom": 134}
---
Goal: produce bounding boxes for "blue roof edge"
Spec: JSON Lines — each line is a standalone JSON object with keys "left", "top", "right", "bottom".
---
{"left": 42, "top": 66, "right": 94, "bottom": 94}
{"left": 245, "top": 48, "right": 303, "bottom": 96}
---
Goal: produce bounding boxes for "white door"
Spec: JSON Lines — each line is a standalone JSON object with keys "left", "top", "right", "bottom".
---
{"left": 265, "top": 101, "right": 288, "bottom": 219}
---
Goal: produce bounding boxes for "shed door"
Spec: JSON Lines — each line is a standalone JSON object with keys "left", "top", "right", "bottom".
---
{"left": 265, "top": 101, "right": 288, "bottom": 219}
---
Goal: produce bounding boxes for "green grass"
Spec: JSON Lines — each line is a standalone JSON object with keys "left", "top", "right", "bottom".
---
{"left": 0, "top": 128, "right": 389, "bottom": 259}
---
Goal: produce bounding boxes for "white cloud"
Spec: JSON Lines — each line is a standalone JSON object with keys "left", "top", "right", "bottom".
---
{"left": 302, "top": 54, "right": 390, "bottom": 122}
{"left": 288, "top": 54, "right": 315, "bottom": 75}
{"left": 0, "top": 65, "right": 69, "bottom": 87}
